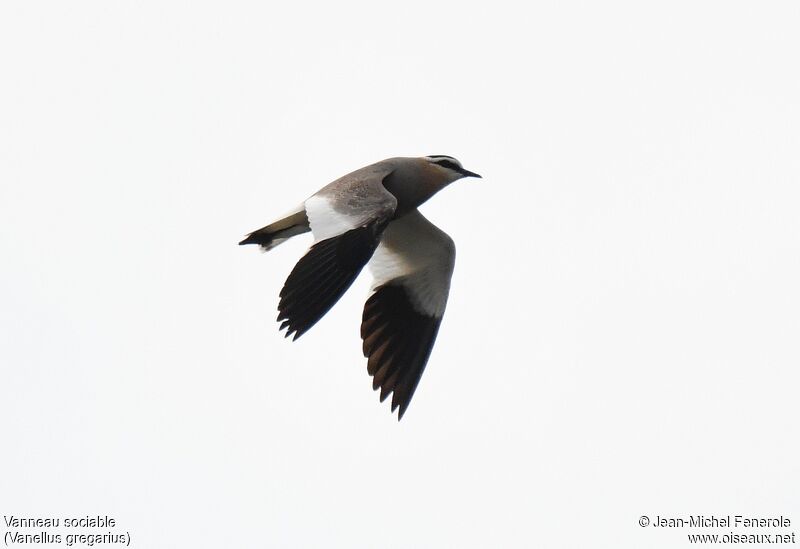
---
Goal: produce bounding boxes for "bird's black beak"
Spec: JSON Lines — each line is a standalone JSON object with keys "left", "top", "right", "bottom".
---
{"left": 460, "top": 169, "right": 482, "bottom": 179}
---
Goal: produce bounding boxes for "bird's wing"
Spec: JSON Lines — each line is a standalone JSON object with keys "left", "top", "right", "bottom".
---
{"left": 278, "top": 164, "right": 398, "bottom": 340}
{"left": 360, "top": 210, "right": 456, "bottom": 419}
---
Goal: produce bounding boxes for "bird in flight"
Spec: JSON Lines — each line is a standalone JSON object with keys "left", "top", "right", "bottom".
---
{"left": 240, "top": 155, "right": 481, "bottom": 419}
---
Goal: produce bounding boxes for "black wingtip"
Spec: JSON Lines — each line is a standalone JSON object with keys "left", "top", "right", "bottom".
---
{"left": 361, "top": 284, "right": 443, "bottom": 421}
{"left": 275, "top": 223, "right": 385, "bottom": 341}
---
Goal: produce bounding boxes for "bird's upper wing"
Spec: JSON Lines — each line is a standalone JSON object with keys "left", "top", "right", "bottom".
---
{"left": 360, "top": 210, "right": 456, "bottom": 419}
{"left": 277, "top": 163, "right": 398, "bottom": 340}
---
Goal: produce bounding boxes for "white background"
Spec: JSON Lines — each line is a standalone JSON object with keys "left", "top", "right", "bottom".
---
{"left": 1, "top": 1, "right": 798, "bottom": 547}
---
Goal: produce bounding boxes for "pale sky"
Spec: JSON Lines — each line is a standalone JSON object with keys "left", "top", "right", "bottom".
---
{"left": 1, "top": 1, "right": 799, "bottom": 547}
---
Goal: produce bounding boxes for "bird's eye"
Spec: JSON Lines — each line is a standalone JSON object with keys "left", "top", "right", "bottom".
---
{"left": 433, "top": 159, "right": 462, "bottom": 171}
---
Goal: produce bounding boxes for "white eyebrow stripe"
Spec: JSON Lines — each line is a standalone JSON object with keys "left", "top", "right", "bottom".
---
{"left": 425, "top": 155, "right": 464, "bottom": 170}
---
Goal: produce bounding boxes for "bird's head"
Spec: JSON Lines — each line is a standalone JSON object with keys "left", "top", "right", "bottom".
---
{"left": 423, "top": 155, "right": 482, "bottom": 183}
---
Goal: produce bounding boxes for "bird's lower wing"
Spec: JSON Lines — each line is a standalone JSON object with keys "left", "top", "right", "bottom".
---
{"left": 360, "top": 210, "right": 456, "bottom": 419}
{"left": 278, "top": 167, "right": 397, "bottom": 340}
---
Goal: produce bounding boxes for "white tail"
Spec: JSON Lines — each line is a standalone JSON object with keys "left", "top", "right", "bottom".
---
{"left": 239, "top": 205, "right": 310, "bottom": 251}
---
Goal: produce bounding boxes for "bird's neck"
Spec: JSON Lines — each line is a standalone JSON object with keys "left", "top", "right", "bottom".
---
{"left": 382, "top": 166, "right": 450, "bottom": 217}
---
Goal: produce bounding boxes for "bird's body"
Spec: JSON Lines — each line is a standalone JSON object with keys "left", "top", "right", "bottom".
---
{"left": 240, "top": 155, "right": 480, "bottom": 419}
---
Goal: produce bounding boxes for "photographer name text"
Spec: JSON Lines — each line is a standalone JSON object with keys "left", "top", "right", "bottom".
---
{"left": 652, "top": 515, "right": 790, "bottom": 529}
